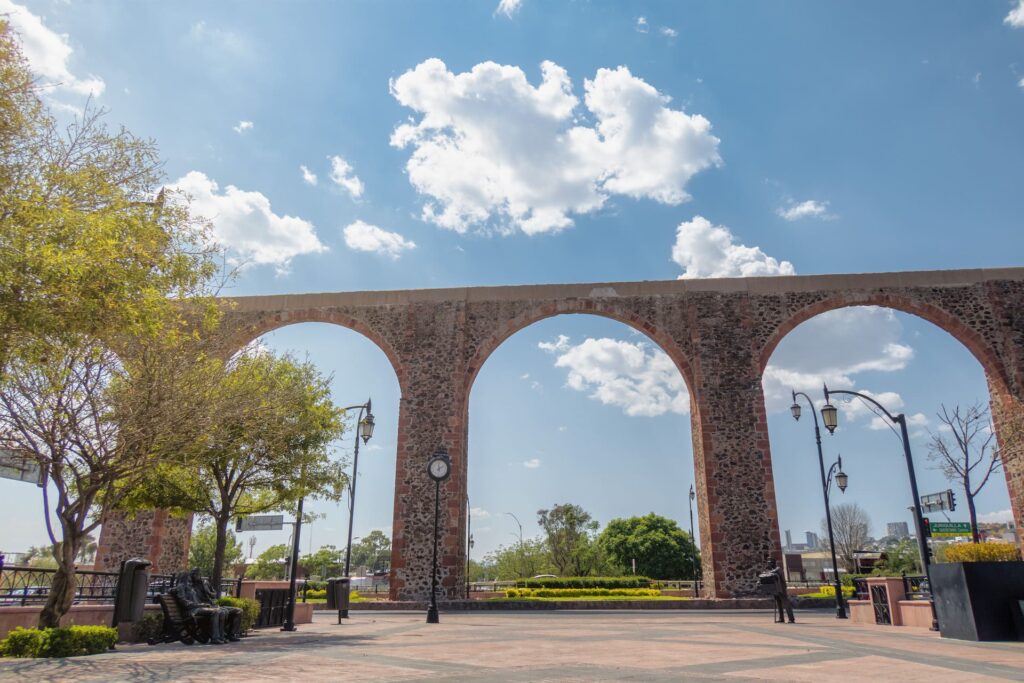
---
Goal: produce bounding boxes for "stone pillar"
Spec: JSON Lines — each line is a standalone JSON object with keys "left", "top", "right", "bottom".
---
{"left": 989, "top": 378, "right": 1024, "bottom": 553}
{"left": 94, "top": 510, "right": 193, "bottom": 574}
{"left": 689, "top": 298, "right": 783, "bottom": 597}
{"left": 388, "top": 302, "right": 467, "bottom": 602}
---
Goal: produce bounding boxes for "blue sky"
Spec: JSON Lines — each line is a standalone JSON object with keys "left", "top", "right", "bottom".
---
{"left": 1, "top": 1, "right": 1021, "bottom": 562}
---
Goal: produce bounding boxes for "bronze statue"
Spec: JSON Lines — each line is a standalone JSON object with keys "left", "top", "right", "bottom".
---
{"left": 191, "top": 568, "right": 242, "bottom": 641}
{"left": 758, "top": 558, "right": 795, "bottom": 624}
{"left": 169, "top": 571, "right": 227, "bottom": 644}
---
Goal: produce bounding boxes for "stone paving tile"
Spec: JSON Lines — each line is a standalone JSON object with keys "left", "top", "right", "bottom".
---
{"left": 0, "top": 610, "right": 1022, "bottom": 682}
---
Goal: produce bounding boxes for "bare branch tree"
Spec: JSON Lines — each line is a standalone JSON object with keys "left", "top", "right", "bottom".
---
{"left": 926, "top": 402, "right": 1000, "bottom": 543}
{"left": 822, "top": 503, "right": 871, "bottom": 573}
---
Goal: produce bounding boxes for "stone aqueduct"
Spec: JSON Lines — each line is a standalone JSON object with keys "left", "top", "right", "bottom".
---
{"left": 95, "top": 267, "right": 1024, "bottom": 600}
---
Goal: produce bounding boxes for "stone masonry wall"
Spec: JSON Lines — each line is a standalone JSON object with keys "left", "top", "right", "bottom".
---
{"left": 94, "top": 510, "right": 193, "bottom": 574}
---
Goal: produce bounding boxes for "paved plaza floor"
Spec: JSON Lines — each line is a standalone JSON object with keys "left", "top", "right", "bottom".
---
{"left": 2, "top": 609, "right": 1024, "bottom": 682}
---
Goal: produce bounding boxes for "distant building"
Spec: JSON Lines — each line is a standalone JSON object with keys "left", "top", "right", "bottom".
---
{"left": 805, "top": 532, "right": 820, "bottom": 549}
{"left": 887, "top": 522, "right": 909, "bottom": 539}
{"left": 785, "top": 529, "right": 793, "bottom": 548}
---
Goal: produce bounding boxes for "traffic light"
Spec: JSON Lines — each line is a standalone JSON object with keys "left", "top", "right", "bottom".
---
{"left": 946, "top": 489, "right": 957, "bottom": 512}
{"left": 922, "top": 517, "right": 931, "bottom": 538}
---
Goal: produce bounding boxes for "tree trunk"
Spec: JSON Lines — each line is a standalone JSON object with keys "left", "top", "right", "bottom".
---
{"left": 967, "top": 491, "right": 980, "bottom": 544}
{"left": 38, "top": 538, "right": 78, "bottom": 628}
{"left": 213, "top": 515, "right": 229, "bottom": 596}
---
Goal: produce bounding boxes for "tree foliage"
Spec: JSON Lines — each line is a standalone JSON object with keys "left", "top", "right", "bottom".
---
{"left": 537, "top": 503, "right": 601, "bottom": 577}
{"left": 248, "top": 544, "right": 290, "bottom": 580}
{"left": 599, "top": 513, "right": 699, "bottom": 580}
{"left": 189, "top": 522, "right": 243, "bottom": 579}
{"left": 823, "top": 503, "right": 872, "bottom": 573}
{"left": 350, "top": 530, "right": 391, "bottom": 572}
{"left": 482, "top": 538, "right": 557, "bottom": 580}
{"left": 301, "top": 545, "right": 344, "bottom": 579}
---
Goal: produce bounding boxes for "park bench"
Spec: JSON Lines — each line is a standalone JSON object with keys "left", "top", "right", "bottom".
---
{"left": 148, "top": 593, "right": 211, "bottom": 645}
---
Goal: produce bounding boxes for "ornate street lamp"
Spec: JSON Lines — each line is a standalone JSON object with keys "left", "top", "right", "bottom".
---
{"left": 790, "top": 390, "right": 848, "bottom": 619}
{"left": 688, "top": 484, "right": 698, "bottom": 598}
{"left": 820, "top": 383, "right": 939, "bottom": 631}
{"left": 341, "top": 398, "right": 374, "bottom": 619}
{"left": 426, "top": 447, "right": 452, "bottom": 624}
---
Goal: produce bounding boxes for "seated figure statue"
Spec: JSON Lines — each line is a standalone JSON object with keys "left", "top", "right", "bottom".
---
{"left": 169, "top": 571, "right": 226, "bottom": 644}
{"left": 191, "top": 568, "right": 242, "bottom": 641}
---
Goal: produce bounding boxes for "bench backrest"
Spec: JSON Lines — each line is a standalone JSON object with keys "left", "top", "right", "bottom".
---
{"left": 158, "top": 593, "right": 188, "bottom": 623}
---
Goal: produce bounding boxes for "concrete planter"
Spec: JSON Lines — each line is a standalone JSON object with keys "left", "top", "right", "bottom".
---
{"left": 931, "top": 561, "right": 1024, "bottom": 641}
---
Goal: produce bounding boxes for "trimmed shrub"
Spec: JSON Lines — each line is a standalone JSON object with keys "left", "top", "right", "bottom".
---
{"left": 515, "top": 577, "right": 651, "bottom": 590}
{"left": 804, "top": 585, "right": 855, "bottom": 599}
{"left": 304, "top": 588, "right": 327, "bottom": 599}
{"left": 505, "top": 587, "right": 661, "bottom": 598}
{"left": 350, "top": 590, "right": 363, "bottom": 603}
{"left": 839, "top": 573, "right": 871, "bottom": 588}
{"left": 1, "top": 626, "right": 117, "bottom": 658}
{"left": 217, "top": 597, "right": 261, "bottom": 633}
{"left": 943, "top": 542, "right": 1020, "bottom": 563}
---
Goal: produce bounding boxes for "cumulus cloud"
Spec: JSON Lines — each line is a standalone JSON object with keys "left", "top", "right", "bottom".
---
{"left": 978, "top": 509, "right": 1015, "bottom": 523}
{"left": 0, "top": 0, "right": 104, "bottom": 97}
{"left": 300, "top": 165, "right": 318, "bottom": 186}
{"left": 523, "top": 458, "right": 542, "bottom": 469}
{"left": 672, "top": 216, "right": 796, "bottom": 279}
{"left": 495, "top": 0, "right": 522, "bottom": 18}
{"left": 390, "top": 59, "right": 721, "bottom": 235}
{"left": 329, "top": 155, "right": 364, "bottom": 199}
{"left": 635, "top": 16, "right": 649, "bottom": 33}
{"left": 470, "top": 507, "right": 491, "bottom": 518}
{"left": 342, "top": 220, "right": 416, "bottom": 259}
{"left": 170, "top": 171, "right": 325, "bottom": 273}
{"left": 1018, "top": 77, "right": 1024, "bottom": 90}
{"left": 233, "top": 120, "right": 254, "bottom": 133}
{"left": 1006, "top": 0, "right": 1024, "bottom": 28}
{"left": 777, "top": 199, "right": 834, "bottom": 221}
{"left": 540, "top": 336, "right": 689, "bottom": 417}
{"left": 660, "top": 27, "right": 678, "bottom": 38}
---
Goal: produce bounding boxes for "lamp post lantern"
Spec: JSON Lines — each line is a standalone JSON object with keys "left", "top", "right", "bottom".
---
{"left": 791, "top": 390, "right": 848, "bottom": 619}
{"left": 341, "top": 399, "right": 374, "bottom": 619}
{"left": 688, "top": 484, "right": 698, "bottom": 598}
{"left": 820, "top": 384, "right": 939, "bottom": 631}
{"left": 426, "top": 447, "right": 451, "bottom": 624}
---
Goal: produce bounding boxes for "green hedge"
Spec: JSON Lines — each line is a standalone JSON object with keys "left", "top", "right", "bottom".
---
{"left": 217, "top": 597, "right": 261, "bottom": 633}
{"left": 506, "top": 587, "right": 661, "bottom": 598}
{"left": 1, "top": 626, "right": 117, "bottom": 658}
{"left": 304, "top": 588, "right": 327, "bottom": 599}
{"left": 515, "top": 576, "right": 651, "bottom": 589}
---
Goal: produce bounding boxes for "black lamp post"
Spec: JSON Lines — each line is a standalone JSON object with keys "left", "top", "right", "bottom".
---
{"left": 791, "top": 390, "right": 849, "bottom": 619}
{"left": 341, "top": 399, "right": 374, "bottom": 619}
{"left": 282, "top": 488, "right": 305, "bottom": 632}
{"left": 688, "top": 484, "right": 698, "bottom": 598}
{"left": 466, "top": 498, "right": 474, "bottom": 599}
{"left": 426, "top": 447, "right": 451, "bottom": 624}
{"left": 820, "top": 384, "right": 939, "bottom": 631}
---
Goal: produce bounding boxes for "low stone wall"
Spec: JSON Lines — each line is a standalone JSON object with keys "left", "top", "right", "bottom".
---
{"left": 0, "top": 604, "right": 162, "bottom": 641}
{"left": 347, "top": 598, "right": 797, "bottom": 611}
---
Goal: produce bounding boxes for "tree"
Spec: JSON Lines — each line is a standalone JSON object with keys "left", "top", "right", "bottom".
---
{"left": 599, "top": 513, "right": 699, "bottom": 580}
{"left": 926, "top": 402, "right": 1000, "bottom": 543}
{"left": 823, "top": 503, "right": 872, "bottom": 573}
{"left": 483, "top": 538, "right": 556, "bottom": 580}
{"left": 301, "top": 545, "right": 344, "bottom": 579}
{"left": 190, "top": 522, "right": 243, "bottom": 579}
{"left": 875, "top": 538, "right": 921, "bottom": 576}
{"left": 350, "top": 530, "right": 391, "bottom": 572}
{"left": 248, "top": 544, "right": 289, "bottom": 580}
{"left": 124, "top": 349, "right": 347, "bottom": 591}
{"left": 537, "top": 503, "right": 600, "bottom": 577}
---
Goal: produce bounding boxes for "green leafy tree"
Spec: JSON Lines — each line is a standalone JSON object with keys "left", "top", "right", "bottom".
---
{"left": 350, "top": 530, "right": 391, "bottom": 572}
{"left": 874, "top": 538, "right": 921, "bottom": 576}
{"left": 484, "top": 538, "right": 556, "bottom": 580}
{"left": 598, "top": 513, "right": 699, "bottom": 580}
{"left": 123, "top": 349, "right": 347, "bottom": 590}
{"left": 248, "top": 544, "right": 290, "bottom": 580}
{"left": 190, "top": 522, "right": 244, "bottom": 579}
{"left": 537, "top": 503, "right": 600, "bottom": 577}
{"left": 301, "top": 545, "right": 344, "bottom": 579}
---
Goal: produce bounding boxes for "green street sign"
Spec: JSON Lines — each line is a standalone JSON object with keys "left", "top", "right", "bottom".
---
{"left": 930, "top": 522, "right": 971, "bottom": 538}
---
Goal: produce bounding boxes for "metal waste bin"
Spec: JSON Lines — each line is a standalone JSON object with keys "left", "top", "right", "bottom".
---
{"left": 326, "top": 577, "right": 351, "bottom": 621}
{"left": 113, "top": 557, "right": 152, "bottom": 626}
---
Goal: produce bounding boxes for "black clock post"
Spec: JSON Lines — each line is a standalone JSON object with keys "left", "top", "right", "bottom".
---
{"left": 426, "top": 447, "right": 451, "bottom": 624}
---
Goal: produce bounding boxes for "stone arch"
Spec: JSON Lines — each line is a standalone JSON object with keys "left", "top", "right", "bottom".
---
{"left": 758, "top": 293, "right": 1012, "bottom": 396}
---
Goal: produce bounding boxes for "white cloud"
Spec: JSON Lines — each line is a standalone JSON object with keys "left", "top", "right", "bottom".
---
{"left": 1018, "top": 77, "right": 1024, "bottom": 90}
{"left": 233, "top": 120, "right": 254, "bottom": 134}
{"left": 870, "top": 411, "right": 928, "bottom": 431}
{"left": 0, "top": 0, "right": 104, "bottom": 97}
{"left": 635, "top": 16, "right": 649, "bottom": 33}
{"left": 978, "top": 509, "right": 1014, "bottom": 523}
{"left": 523, "top": 458, "right": 542, "bottom": 468}
{"left": 170, "top": 171, "right": 325, "bottom": 274}
{"left": 1005, "top": 1, "right": 1024, "bottom": 28}
{"left": 342, "top": 220, "right": 416, "bottom": 259}
{"left": 777, "top": 199, "right": 834, "bottom": 221}
{"left": 660, "top": 27, "right": 678, "bottom": 38}
{"left": 328, "top": 155, "right": 365, "bottom": 199}
{"left": 540, "top": 336, "right": 689, "bottom": 417}
{"left": 390, "top": 59, "right": 721, "bottom": 235}
{"left": 300, "top": 165, "right": 318, "bottom": 186}
{"left": 520, "top": 373, "right": 530, "bottom": 380}
{"left": 495, "top": 0, "right": 522, "bottom": 18}
{"left": 672, "top": 216, "right": 795, "bottom": 279}
{"left": 188, "top": 21, "right": 252, "bottom": 59}
{"left": 470, "top": 507, "right": 491, "bottom": 519}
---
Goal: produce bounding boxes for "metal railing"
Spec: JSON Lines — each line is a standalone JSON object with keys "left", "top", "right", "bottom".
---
{"left": 902, "top": 574, "right": 930, "bottom": 600}
{"left": 0, "top": 565, "right": 239, "bottom": 607}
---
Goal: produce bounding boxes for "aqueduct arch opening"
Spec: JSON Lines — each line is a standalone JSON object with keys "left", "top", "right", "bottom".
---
{"left": 96, "top": 268, "right": 1024, "bottom": 600}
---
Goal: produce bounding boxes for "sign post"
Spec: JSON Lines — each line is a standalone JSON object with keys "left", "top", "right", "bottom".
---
{"left": 235, "top": 515, "right": 285, "bottom": 532}
{"left": 928, "top": 522, "right": 972, "bottom": 538}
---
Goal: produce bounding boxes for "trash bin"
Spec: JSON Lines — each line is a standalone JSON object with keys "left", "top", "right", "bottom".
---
{"left": 114, "top": 558, "right": 152, "bottom": 626}
{"left": 326, "top": 577, "right": 351, "bottom": 617}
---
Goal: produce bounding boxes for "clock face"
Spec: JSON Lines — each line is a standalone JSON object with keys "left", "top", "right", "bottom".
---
{"left": 428, "top": 456, "right": 450, "bottom": 480}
